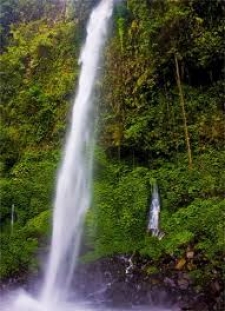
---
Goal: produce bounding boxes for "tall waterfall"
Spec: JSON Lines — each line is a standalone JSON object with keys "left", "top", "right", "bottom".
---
{"left": 41, "top": 0, "right": 114, "bottom": 304}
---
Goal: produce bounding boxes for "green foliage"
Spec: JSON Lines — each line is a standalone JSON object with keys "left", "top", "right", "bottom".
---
{"left": 148, "top": 150, "right": 225, "bottom": 210}
{"left": 0, "top": 0, "right": 224, "bottom": 284}
{"left": 0, "top": 148, "right": 56, "bottom": 278}
{"left": 0, "top": 230, "right": 38, "bottom": 279}
{"left": 11, "top": 149, "right": 59, "bottom": 224}
{"left": 87, "top": 157, "right": 149, "bottom": 256}
{"left": 101, "top": 0, "right": 224, "bottom": 162}
{"left": 92, "top": 1, "right": 224, "bottom": 277}
{"left": 0, "top": 0, "right": 65, "bottom": 50}
{"left": 86, "top": 149, "right": 225, "bottom": 268}
{"left": 0, "top": 19, "right": 79, "bottom": 152}
{"left": 160, "top": 199, "right": 224, "bottom": 258}
{"left": 0, "top": 209, "right": 51, "bottom": 279}
{"left": 26, "top": 210, "right": 51, "bottom": 240}
{"left": 0, "top": 10, "right": 80, "bottom": 279}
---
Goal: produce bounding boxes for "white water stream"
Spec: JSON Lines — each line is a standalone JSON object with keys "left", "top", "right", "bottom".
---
{"left": 41, "top": 0, "right": 113, "bottom": 304}
{"left": 148, "top": 184, "right": 160, "bottom": 236}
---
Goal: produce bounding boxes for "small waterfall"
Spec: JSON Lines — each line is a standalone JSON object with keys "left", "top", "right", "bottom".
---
{"left": 41, "top": 0, "right": 114, "bottom": 304}
{"left": 148, "top": 184, "right": 161, "bottom": 237}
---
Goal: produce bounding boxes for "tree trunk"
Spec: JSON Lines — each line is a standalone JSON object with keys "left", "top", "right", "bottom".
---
{"left": 174, "top": 54, "right": 193, "bottom": 169}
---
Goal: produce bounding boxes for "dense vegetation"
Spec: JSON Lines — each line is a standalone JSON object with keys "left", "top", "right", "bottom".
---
{"left": 0, "top": 0, "right": 224, "bottom": 290}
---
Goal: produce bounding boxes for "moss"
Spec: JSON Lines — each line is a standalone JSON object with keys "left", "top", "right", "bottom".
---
{"left": 146, "top": 266, "right": 159, "bottom": 275}
{"left": 0, "top": 0, "right": 224, "bottom": 281}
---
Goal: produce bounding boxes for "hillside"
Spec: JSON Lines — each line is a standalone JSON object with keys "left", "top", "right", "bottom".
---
{"left": 0, "top": 1, "right": 224, "bottom": 305}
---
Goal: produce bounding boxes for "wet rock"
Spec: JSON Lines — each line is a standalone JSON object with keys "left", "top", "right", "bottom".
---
{"left": 72, "top": 256, "right": 225, "bottom": 310}
{"left": 211, "top": 280, "right": 221, "bottom": 293}
{"left": 186, "top": 251, "right": 194, "bottom": 259}
{"left": 164, "top": 277, "right": 176, "bottom": 288}
{"left": 177, "top": 278, "right": 189, "bottom": 290}
{"left": 191, "top": 301, "right": 209, "bottom": 311}
{"left": 1, "top": 255, "right": 224, "bottom": 311}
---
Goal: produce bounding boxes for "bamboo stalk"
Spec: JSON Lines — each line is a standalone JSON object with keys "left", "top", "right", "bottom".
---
{"left": 174, "top": 54, "right": 193, "bottom": 169}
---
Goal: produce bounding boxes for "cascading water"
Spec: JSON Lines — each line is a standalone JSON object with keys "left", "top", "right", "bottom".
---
{"left": 147, "top": 183, "right": 165, "bottom": 240}
{"left": 41, "top": 0, "right": 114, "bottom": 304}
{"left": 148, "top": 183, "right": 160, "bottom": 237}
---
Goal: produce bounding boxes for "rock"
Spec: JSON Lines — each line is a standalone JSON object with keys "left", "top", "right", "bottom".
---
{"left": 164, "top": 277, "right": 176, "bottom": 287}
{"left": 186, "top": 251, "right": 194, "bottom": 259}
{"left": 178, "top": 278, "right": 190, "bottom": 290}
{"left": 175, "top": 258, "right": 186, "bottom": 270}
{"left": 211, "top": 280, "right": 221, "bottom": 293}
{"left": 177, "top": 272, "right": 192, "bottom": 290}
{"left": 1, "top": 255, "right": 222, "bottom": 311}
{"left": 191, "top": 301, "right": 209, "bottom": 311}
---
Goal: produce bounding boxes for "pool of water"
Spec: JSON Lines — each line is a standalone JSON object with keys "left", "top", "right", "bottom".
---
{"left": 0, "top": 289, "right": 177, "bottom": 311}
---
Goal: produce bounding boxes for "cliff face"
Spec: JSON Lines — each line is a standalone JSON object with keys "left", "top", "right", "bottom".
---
{"left": 0, "top": 1, "right": 224, "bottom": 302}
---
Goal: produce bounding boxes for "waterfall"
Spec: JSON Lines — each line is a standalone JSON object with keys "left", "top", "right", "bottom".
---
{"left": 41, "top": 0, "right": 114, "bottom": 304}
{"left": 147, "top": 183, "right": 165, "bottom": 240}
{"left": 148, "top": 184, "right": 160, "bottom": 237}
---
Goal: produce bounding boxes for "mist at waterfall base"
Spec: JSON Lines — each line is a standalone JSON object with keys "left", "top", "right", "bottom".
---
{"left": 0, "top": 1, "right": 173, "bottom": 310}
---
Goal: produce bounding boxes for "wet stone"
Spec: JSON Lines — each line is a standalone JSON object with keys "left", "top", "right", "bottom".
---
{"left": 186, "top": 251, "right": 194, "bottom": 259}
{"left": 211, "top": 280, "right": 221, "bottom": 293}
{"left": 164, "top": 277, "right": 176, "bottom": 288}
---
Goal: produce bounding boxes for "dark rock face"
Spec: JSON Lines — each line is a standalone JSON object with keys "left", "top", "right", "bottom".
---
{"left": 73, "top": 256, "right": 225, "bottom": 311}
{"left": 0, "top": 255, "right": 224, "bottom": 311}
